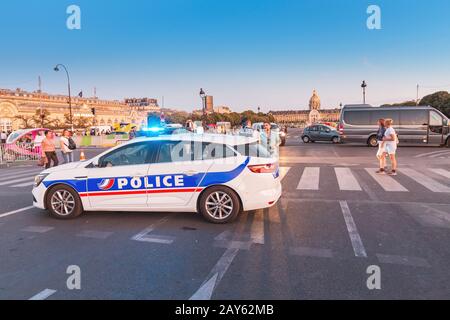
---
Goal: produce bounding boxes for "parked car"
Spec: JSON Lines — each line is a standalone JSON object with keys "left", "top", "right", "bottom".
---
{"left": 301, "top": 124, "right": 340, "bottom": 144}
{"left": 32, "top": 134, "right": 282, "bottom": 224}
{"left": 339, "top": 104, "right": 450, "bottom": 147}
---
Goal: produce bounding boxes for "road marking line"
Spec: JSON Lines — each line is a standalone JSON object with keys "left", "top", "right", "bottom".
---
{"left": 376, "top": 254, "right": 430, "bottom": 268}
{"left": 401, "top": 168, "right": 450, "bottom": 193}
{"left": 0, "top": 168, "right": 42, "bottom": 177}
{"left": 0, "top": 176, "right": 34, "bottom": 186}
{"left": 11, "top": 181, "right": 35, "bottom": 188}
{"left": 365, "top": 168, "right": 409, "bottom": 192}
{"left": 131, "top": 217, "right": 174, "bottom": 244}
{"left": 279, "top": 167, "right": 291, "bottom": 181}
{"left": 297, "top": 167, "right": 320, "bottom": 190}
{"left": 429, "top": 168, "right": 450, "bottom": 180}
{"left": 339, "top": 201, "right": 367, "bottom": 258}
{"left": 335, "top": 168, "right": 362, "bottom": 191}
{"left": 0, "top": 205, "right": 34, "bottom": 219}
{"left": 250, "top": 210, "right": 264, "bottom": 244}
{"left": 214, "top": 230, "right": 232, "bottom": 241}
{"left": 0, "top": 171, "right": 40, "bottom": 182}
{"left": 429, "top": 151, "right": 450, "bottom": 158}
{"left": 190, "top": 247, "right": 240, "bottom": 300}
{"left": 289, "top": 247, "right": 333, "bottom": 258}
{"left": 414, "top": 150, "right": 450, "bottom": 158}
{"left": 29, "top": 289, "right": 57, "bottom": 300}
{"left": 21, "top": 226, "right": 54, "bottom": 233}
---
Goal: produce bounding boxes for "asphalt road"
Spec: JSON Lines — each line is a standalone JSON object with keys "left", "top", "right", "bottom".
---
{"left": 1, "top": 129, "right": 450, "bottom": 300}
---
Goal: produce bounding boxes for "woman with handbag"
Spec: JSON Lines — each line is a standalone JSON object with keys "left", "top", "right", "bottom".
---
{"left": 60, "top": 129, "right": 74, "bottom": 163}
{"left": 382, "top": 119, "right": 399, "bottom": 176}
{"left": 41, "top": 130, "right": 59, "bottom": 169}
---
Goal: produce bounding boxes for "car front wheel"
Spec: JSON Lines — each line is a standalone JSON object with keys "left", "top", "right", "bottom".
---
{"left": 368, "top": 135, "right": 378, "bottom": 147}
{"left": 302, "top": 136, "right": 310, "bottom": 143}
{"left": 199, "top": 186, "right": 241, "bottom": 224}
{"left": 46, "top": 185, "right": 83, "bottom": 219}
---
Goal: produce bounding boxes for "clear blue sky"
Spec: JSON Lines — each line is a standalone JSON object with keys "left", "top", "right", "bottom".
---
{"left": 1, "top": 0, "right": 450, "bottom": 111}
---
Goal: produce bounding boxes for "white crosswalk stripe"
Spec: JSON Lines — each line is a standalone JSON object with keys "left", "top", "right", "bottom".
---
{"left": 401, "top": 168, "right": 450, "bottom": 193}
{"left": 0, "top": 168, "right": 42, "bottom": 180}
{"left": 429, "top": 168, "right": 450, "bottom": 180}
{"left": 293, "top": 166, "right": 448, "bottom": 194}
{"left": 297, "top": 167, "right": 320, "bottom": 190}
{"left": 0, "top": 171, "right": 40, "bottom": 183}
{"left": 365, "top": 168, "right": 409, "bottom": 192}
{"left": 335, "top": 168, "right": 362, "bottom": 191}
{"left": 0, "top": 175, "right": 36, "bottom": 186}
{"left": 11, "top": 181, "right": 35, "bottom": 188}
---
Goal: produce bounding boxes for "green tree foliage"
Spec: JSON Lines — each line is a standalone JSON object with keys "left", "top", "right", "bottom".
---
{"left": 419, "top": 91, "right": 450, "bottom": 118}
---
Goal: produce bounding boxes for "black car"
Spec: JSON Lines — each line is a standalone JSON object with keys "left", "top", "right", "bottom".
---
{"left": 302, "top": 124, "right": 340, "bottom": 144}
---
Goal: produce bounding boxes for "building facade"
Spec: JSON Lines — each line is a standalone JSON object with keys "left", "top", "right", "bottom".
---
{"left": 0, "top": 88, "right": 159, "bottom": 132}
{"left": 270, "top": 90, "right": 341, "bottom": 125}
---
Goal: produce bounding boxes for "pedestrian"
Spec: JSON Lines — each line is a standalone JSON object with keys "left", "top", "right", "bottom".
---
{"left": 375, "top": 118, "right": 387, "bottom": 174}
{"left": 0, "top": 131, "right": 7, "bottom": 144}
{"left": 382, "top": 118, "right": 399, "bottom": 176}
{"left": 258, "top": 121, "right": 280, "bottom": 158}
{"left": 239, "top": 119, "right": 258, "bottom": 139}
{"left": 60, "top": 129, "right": 75, "bottom": 164}
{"left": 129, "top": 126, "right": 137, "bottom": 140}
{"left": 41, "top": 130, "right": 59, "bottom": 169}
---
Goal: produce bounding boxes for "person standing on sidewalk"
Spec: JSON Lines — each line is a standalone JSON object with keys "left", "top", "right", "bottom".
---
{"left": 375, "top": 118, "right": 387, "bottom": 174}
{"left": 1, "top": 131, "right": 7, "bottom": 144}
{"left": 41, "top": 130, "right": 59, "bottom": 169}
{"left": 382, "top": 118, "right": 399, "bottom": 176}
{"left": 60, "top": 129, "right": 74, "bottom": 164}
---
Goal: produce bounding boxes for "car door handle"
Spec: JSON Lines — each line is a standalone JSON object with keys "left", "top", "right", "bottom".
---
{"left": 183, "top": 170, "right": 199, "bottom": 176}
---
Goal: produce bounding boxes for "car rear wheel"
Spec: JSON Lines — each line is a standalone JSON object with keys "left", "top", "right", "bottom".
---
{"left": 332, "top": 136, "right": 340, "bottom": 144}
{"left": 199, "top": 186, "right": 241, "bottom": 224}
{"left": 368, "top": 135, "right": 378, "bottom": 147}
{"left": 46, "top": 185, "right": 83, "bottom": 219}
{"left": 302, "top": 136, "right": 310, "bottom": 143}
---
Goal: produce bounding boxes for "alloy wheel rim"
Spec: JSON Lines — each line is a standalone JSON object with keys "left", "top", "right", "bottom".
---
{"left": 205, "top": 191, "right": 233, "bottom": 220}
{"left": 50, "top": 190, "right": 75, "bottom": 216}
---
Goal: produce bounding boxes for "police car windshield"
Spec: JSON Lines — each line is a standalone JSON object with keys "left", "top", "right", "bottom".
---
{"left": 233, "top": 142, "right": 271, "bottom": 158}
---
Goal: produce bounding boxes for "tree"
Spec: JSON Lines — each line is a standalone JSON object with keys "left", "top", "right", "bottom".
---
{"left": 14, "top": 114, "right": 34, "bottom": 129}
{"left": 32, "top": 109, "right": 53, "bottom": 128}
{"left": 419, "top": 91, "right": 450, "bottom": 118}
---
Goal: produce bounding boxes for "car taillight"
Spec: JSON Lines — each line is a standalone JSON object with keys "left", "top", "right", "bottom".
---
{"left": 338, "top": 124, "right": 344, "bottom": 135}
{"left": 247, "top": 163, "right": 277, "bottom": 173}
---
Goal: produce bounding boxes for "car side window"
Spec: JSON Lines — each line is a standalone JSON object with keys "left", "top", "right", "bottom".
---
{"left": 310, "top": 126, "right": 318, "bottom": 132}
{"left": 99, "top": 142, "right": 154, "bottom": 167}
{"left": 156, "top": 140, "right": 193, "bottom": 163}
{"left": 200, "top": 143, "right": 237, "bottom": 160}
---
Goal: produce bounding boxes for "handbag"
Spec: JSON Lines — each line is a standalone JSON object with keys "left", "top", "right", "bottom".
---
{"left": 38, "top": 155, "right": 48, "bottom": 167}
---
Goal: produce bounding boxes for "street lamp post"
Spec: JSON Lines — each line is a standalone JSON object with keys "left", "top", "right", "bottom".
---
{"left": 54, "top": 64, "right": 73, "bottom": 131}
{"left": 361, "top": 81, "right": 367, "bottom": 104}
{"left": 199, "top": 88, "right": 206, "bottom": 127}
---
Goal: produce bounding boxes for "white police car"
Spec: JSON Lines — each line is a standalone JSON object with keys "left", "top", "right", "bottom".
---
{"left": 33, "top": 134, "right": 282, "bottom": 223}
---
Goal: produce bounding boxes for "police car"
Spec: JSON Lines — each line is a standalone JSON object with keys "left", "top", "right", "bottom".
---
{"left": 32, "top": 134, "right": 282, "bottom": 223}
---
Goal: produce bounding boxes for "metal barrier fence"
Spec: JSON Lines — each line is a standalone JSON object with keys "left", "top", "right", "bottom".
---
{"left": 1, "top": 143, "right": 41, "bottom": 165}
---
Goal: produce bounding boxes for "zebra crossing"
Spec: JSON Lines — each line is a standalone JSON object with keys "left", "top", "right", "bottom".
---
{"left": 290, "top": 166, "right": 450, "bottom": 194}
{"left": 1, "top": 165, "right": 449, "bottom": 193}
{"left": 0, "top": 167, "right": 42, "bottom": 188}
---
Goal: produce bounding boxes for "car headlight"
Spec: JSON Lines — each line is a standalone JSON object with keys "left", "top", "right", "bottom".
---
{"left": 34, "top": 173, "right": 49, "bottom": 187}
